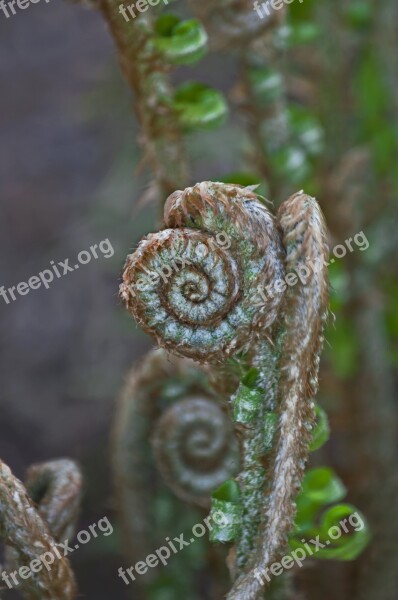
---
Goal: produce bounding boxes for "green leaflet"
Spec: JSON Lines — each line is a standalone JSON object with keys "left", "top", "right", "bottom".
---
{"left": 271, "top": 145, "right": 311, "bottom": 184}
{"left": 290, "top": 503, "right": 371, "bottom": 561}
{"left": 289, "top": 106, "right": 324, "bottom": 158}
{"left": 249, "top": 67, "right": 284, "bottom": 104}
{"left": 172, "top": 83, "right": 228, "bottom": 130}
{"left": 219, "top": 173, "right": 269, "bottom": 198}
{"left": 232, "top": 384, "right": 262, "bottom": 424}
{"left": 233, "top": 364, "right": 277, "bottom": 447}
{"left": 285, "top": 22, "right": 321, "bottom": 46}
{"left": 291, "top": 468, "right": 371, "bottom": 560}
{"left": 232, "top": 369, "right": 278, "bottom": 444}
{"left": 295, "top": 467, "right": 347, "bottom": 529}
{"left": 241, "top": 367, "right": 260, "bottom": 388}
{"left": 210, "top": 480, "right": 242, "bottom": 543}
{"left": 154, "top": 15, "right": 208, "bottom": 65}
{"left": 310, "top": 405, "right": 330, "bottom": 452}
{"left": 343, "top": 2, "right": 373, "bottom": 29}
{"left": 263, "top": 411, "right": 278, "bottom": 453}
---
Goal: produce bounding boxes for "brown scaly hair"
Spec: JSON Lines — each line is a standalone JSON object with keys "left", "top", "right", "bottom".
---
{"left": 120, "top": 182, "right": 329, "bottom": 599}
{"left": 0, "top": 459, "right": 82, "bottom": 600}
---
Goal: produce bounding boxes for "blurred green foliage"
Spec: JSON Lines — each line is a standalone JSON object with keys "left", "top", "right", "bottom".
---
{"left": 291, "top": 468, "right": 371, "bottom": 561}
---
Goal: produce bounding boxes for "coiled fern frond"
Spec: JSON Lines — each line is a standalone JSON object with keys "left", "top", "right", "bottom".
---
{"left": 24, "top": 459, "right": 83, "bottom": 543}
{"left": 113, "top": 348, "right": 238, "bottom": 597}
{"left": 0, "top": 459, "right": 82, "bottom": 600}
{"left": 120, "top": 181, "right": 329, "bottom": 599}
{"left": 120, "top": 181, "right": 286, "bottom": 362}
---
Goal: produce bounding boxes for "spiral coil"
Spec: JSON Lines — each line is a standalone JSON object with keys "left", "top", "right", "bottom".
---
{"left": 152, "top": 396, "right": 240, "bottom": 507}
{"left": 120, "top": 182, "right": 286, "bottom": 362}
{"left": 120, "top": 182, "right": 329, "bottom": 600}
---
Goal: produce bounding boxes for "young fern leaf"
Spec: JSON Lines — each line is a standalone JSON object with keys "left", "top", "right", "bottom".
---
{"left": 120, "top": 182, "right": 329, "bottom": 599}
{"left": 24, "top": 459, "right": 83, "bottom": 542}
{"left": 112, "top": 346, "right": 240, "bottom": 579}
{"left": 291, "top": 467, "right": 371, "bottom": 561}
{"left": 120, "top": 181, "right": 286, "bottom": 362}
{"left": 152, "top": 394, "right": 240, "bottom": 507}
{"left": 0, "top": 460, "right": 78, "bottom": 600}
{"left": 153, "top": 15, "right": 208, "bottom": 65}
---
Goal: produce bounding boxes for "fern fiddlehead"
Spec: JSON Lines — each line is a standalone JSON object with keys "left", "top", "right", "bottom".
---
{"left": 227, "top": 191, "right": 329, "bottom": 599}
{"left": 120, "top": 182, "right": 329, "bottom": 599}
{"left": 152, "top": 394, "right": 240, "bottom": 508}
{"left": 113, "top": 348, "right": 240, "bottom": 575}
{"left": 120, "top": 181, "right": 286, "bottom": 362}
{"left": 0, "top": 459, "right": 80, "bottom": 600}
{"left": 24, "top": 459, "right": 83, "bottom": 542}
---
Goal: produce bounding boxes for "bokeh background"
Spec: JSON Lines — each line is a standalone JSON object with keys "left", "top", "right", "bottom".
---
{"left": 0, "top": 2, "right": 147, "bottom": 597}
{"left": 0, "top": 0, "right": 397, "bottom": 599}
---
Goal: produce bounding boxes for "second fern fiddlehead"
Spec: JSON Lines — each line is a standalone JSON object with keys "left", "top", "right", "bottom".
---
{"left": 152, "top": 395, "right": 240, "bottom": 507}
{"left": 24, "top": 459, "right": 83, "bottom": 542}
{"left": 113, "top": 348, "right": 238, "bottom": 598}
{"left": 0, "top": 459, "right": 81, "bottom": 600}
{"left": 120, "top": 182, "right": 329, "bottom": 599}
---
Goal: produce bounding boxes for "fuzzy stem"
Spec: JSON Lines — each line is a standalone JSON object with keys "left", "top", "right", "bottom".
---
{"left": 234, "top": 339, "right": 281, "bottom": 571}
{"left": 121, "top": 183, "right": 329, "bottom": 600}
{"left": 0, "top": 460, "right": 77, "bottom": 600}
{"left": 189, "top": 0, "right": 281, "bottom": 50}
{"left": 227, "top": 192, "right": 329, "bottom": 600}
{"left": 113, "top": 348, "right": 239, "bottom": 574}
{"left": 98, "top": 0, "right": 189, "bottom": 205}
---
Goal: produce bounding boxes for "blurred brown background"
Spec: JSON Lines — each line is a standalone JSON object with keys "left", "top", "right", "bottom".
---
{"left": 1, "top": 1, "right": 398, "bottom": 599}
{"left": 0, "top": 2, "right": 149, "bottom": 596}
{"left": 0, "top": 2, "right": 236, "bottom": 597}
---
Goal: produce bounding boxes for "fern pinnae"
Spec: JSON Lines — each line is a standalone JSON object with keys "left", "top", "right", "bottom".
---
{"left": 120, "top": 183, "right": 329, "bottom": 600}
{"left": 97, "top": 0, "right": 189, "bottom": 202}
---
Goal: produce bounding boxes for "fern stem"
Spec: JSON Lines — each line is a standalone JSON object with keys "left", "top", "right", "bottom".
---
{"left": 0, "top": 460, "right": 77, "bottom": 600}
{"left": 121, "top": 183, "right": 329, "bottom": 599}
{"left": 98, "top": 0, "right": 189, "bottom": 203}
{"left": 24, "top": 459, "right": 82, "bottom": 543}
